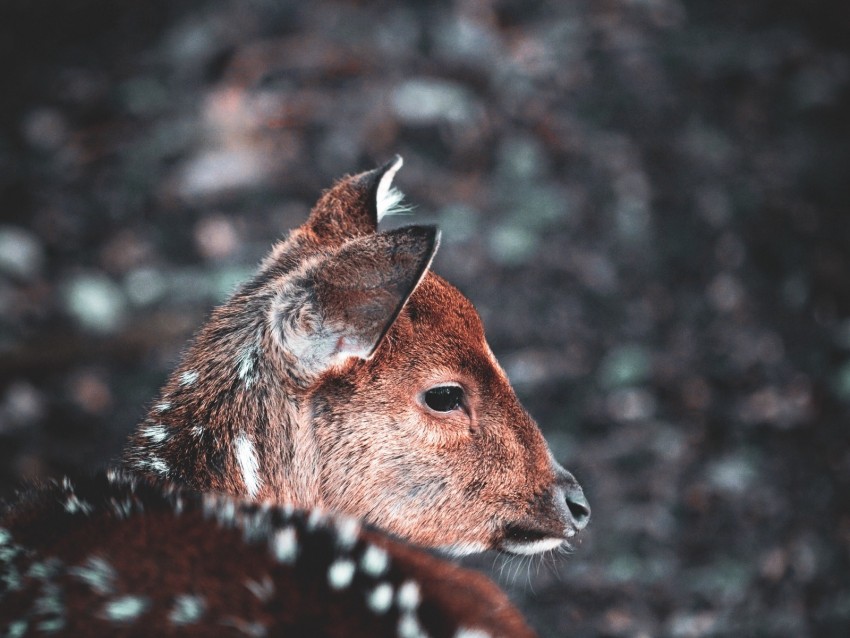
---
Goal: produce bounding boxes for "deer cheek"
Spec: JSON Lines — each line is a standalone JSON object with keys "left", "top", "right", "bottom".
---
{"left": 401, "top": 410, "right": 472, "bottom": 448}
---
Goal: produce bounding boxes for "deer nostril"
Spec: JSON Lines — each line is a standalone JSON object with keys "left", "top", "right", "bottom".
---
{"left": 554, "top": 466, "right": 591, "bottom": 531}
{"left": 564, "top": 486, "right": 591, "bottom": 529}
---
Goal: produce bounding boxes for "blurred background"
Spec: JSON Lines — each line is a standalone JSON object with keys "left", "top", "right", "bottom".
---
{"left": 1, "top": 0, "right": 848, "bottom": 635}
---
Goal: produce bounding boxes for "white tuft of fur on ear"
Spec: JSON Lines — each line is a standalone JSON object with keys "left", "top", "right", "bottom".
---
{"left": 375, "top": 156, "right": 410, "bottom": 222}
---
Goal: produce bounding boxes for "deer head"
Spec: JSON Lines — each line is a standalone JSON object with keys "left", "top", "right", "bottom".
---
{"left": 124, "top": 156, "right": 590, "bottom": 556}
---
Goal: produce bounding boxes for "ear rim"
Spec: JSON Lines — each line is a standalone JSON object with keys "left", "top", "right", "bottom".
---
{"left": 356, "top": 154, "right": 405, "bottom": 228}
{"left": 362, "top": 224, "right": 440, "bottom": 359}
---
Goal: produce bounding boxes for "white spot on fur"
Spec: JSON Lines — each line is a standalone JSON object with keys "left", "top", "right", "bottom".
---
{"left": 235, "top": 433, "right": 261, "bottom": 498}
{"left": 101, "top": 596, "right": 149, "bottom": 622}
{"left": 360, "top": 545, "right": 389, "bottom": 577}
{"left": 220, "top": 617, "right": 267, "bottom": 637}
{"left": 307, "top": 508, "right": 326, "bottom": 530}
{"left": 328, "top": 560, "right": 356, "bottom": 590}
{"left": 37, "top": 618, "right": 65, "bottom": 633}
{"left": 501, "top": 537, "right": 564, "bottom": 556}
{"left": 137, "top": 456, "right": 169, "bottom": 476}
{"left": 0, "top": 527, "right": 11, "bottom": 545}
{"left": 109, "top": 497, "right": 135, "bottom": 519}
{"left": 244, "top": 576, "right": 274, "bottom": 602}
{"left": 241, "top": 509, "right": 271, "bottom": 543}
{"left": 169, "top": 594, "right": 205, "bottom": 625}
{"left": 334, "top": 516, "right": 360, "bottom": 550}
{"left": 140, "top": 424, "right": 168, "bottom": 444}
{"left": 63, "top": 494, "right": 94, "bottom": 515}
{"left": 203, "top": 495, "right": 236, "bottom": 527}
{"left": 1, "top": 553, "right": 23, "bottom": 592}
{"left": 398, "top": 611, "right": 427, "bottom": 638}
{"left": 367, "top": 582, "right": 394, "bottom": 614}
{"left": 376, "top": 156, "right": 407, "bottom": 222}
{"left": 69, "top": 556, "right": 116, "bottom": 595}
{"left": 191, "top": 424, "right": 205, "bottom": 437}
{"left": 439, "top": 541, "right": 488, "bottom": 557}
{"left": 155, "top": 402, "right": 171, "bottom": 412}
{"left": 397, "top": 581, "right": 421, "bottom": 611}
{"left": 27, "top": 559, "right": 62, "bottom": 580}
{"left": 149, "top": 456, "right": 169, "bottom": 475}
{"left": 455, "top": 629, "right": 492, "bottom": 638}
{"left": 31, "top": 571, "right": 64, "bottom": 630}
{"left": 5, "top": 621, "right": 27, "bottom": 638}
{"left": 237, "top": 343, "right": 258, "bottom": 388}
{"left": 201, "top": 493, "right": 218, "bottom": 518}
{"left": 179, "top": 370, "right": 198, "bottom": 386}
{"left": 272, "top": 527, "right": 298, "bottom": 564}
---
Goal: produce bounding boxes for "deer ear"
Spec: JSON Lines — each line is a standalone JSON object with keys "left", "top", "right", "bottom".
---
{"left": 278, "top": 225, "right": 439, "bottom": 377}
{"left": 306, "top": 155, "right": 406, "bottom": 242}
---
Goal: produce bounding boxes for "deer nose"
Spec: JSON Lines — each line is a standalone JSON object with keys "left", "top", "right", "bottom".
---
{"left": 558, "top": 472, "right": 591, "bottom": 531}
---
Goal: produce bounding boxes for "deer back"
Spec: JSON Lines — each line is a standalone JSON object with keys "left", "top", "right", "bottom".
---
{"left": 0, "top": 471, "right": 535, "bottom": 638}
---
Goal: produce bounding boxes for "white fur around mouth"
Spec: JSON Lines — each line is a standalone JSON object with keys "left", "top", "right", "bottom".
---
{"left": 501, "top": 537, "right": 565, "bottom": 556}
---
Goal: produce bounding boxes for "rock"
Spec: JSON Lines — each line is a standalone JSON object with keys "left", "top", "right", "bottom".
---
{"left": 391, "top": 78, "right": 477, "bottom": 125}
{"left": 0, "top": 382, "right": 46, "bottom": 432}
{"left": 488, "top": 224, "right": 538, "bottom": 265}
{"left": 598, "top": 344, "right": 652, "bottom": 388}
{"left": 0, "top": 226, "right": 45, "bottom": 280}
{"left": 124, "top": 268, "right": 167, "bottom": 307}
{"left": 64, "top": 274, "right": 128, "bottom": 333}
{"left": 21, "top": 107, "right": 68, "bottom": 151}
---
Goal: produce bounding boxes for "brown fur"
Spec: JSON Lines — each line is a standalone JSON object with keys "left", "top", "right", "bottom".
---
{"left": 124, "top": 158, "right": 589, "bottom": 554}
{"left": 0, "top": 471, "right": 536, "bottom": 637}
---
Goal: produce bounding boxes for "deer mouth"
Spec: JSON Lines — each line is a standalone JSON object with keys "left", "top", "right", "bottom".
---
{"left": 499, "top": 523, "right": 572, "bottom": 556}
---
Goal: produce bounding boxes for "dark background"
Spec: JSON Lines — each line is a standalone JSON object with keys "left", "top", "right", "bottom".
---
{"left": 1, "top": 1, "right": 848, "bottom": 635}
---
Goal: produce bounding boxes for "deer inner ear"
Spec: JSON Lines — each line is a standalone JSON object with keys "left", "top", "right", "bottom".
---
{"left": 274, "top": 226, "right": 440, "bottom": 380}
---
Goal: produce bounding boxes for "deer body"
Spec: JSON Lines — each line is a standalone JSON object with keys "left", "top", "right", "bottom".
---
{"left": 1, "top": 158, "right": 589, "bottom": 636}
{"left": 0, "top": 471, "right": 536, "bottom": 637}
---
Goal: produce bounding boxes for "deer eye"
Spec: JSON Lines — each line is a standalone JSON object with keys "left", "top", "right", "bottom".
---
{"left": 423, "top": 385, "right": 464, "bottom": 412}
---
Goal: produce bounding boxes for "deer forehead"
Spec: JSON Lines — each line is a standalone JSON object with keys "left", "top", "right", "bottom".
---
{"left": 374, "top": 275, "right": 502, "bottom": 379}
{"left": 406, "top": 273, "right": 485, "bottom": 333}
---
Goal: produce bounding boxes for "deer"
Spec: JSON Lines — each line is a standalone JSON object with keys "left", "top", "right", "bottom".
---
{"left": 0, "top": 157, "right": 589, "bottom": 636}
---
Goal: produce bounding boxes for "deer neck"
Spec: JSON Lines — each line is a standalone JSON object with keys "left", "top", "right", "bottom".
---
{"left": 124, "top": 245, "right": 325, "bottom": 508}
